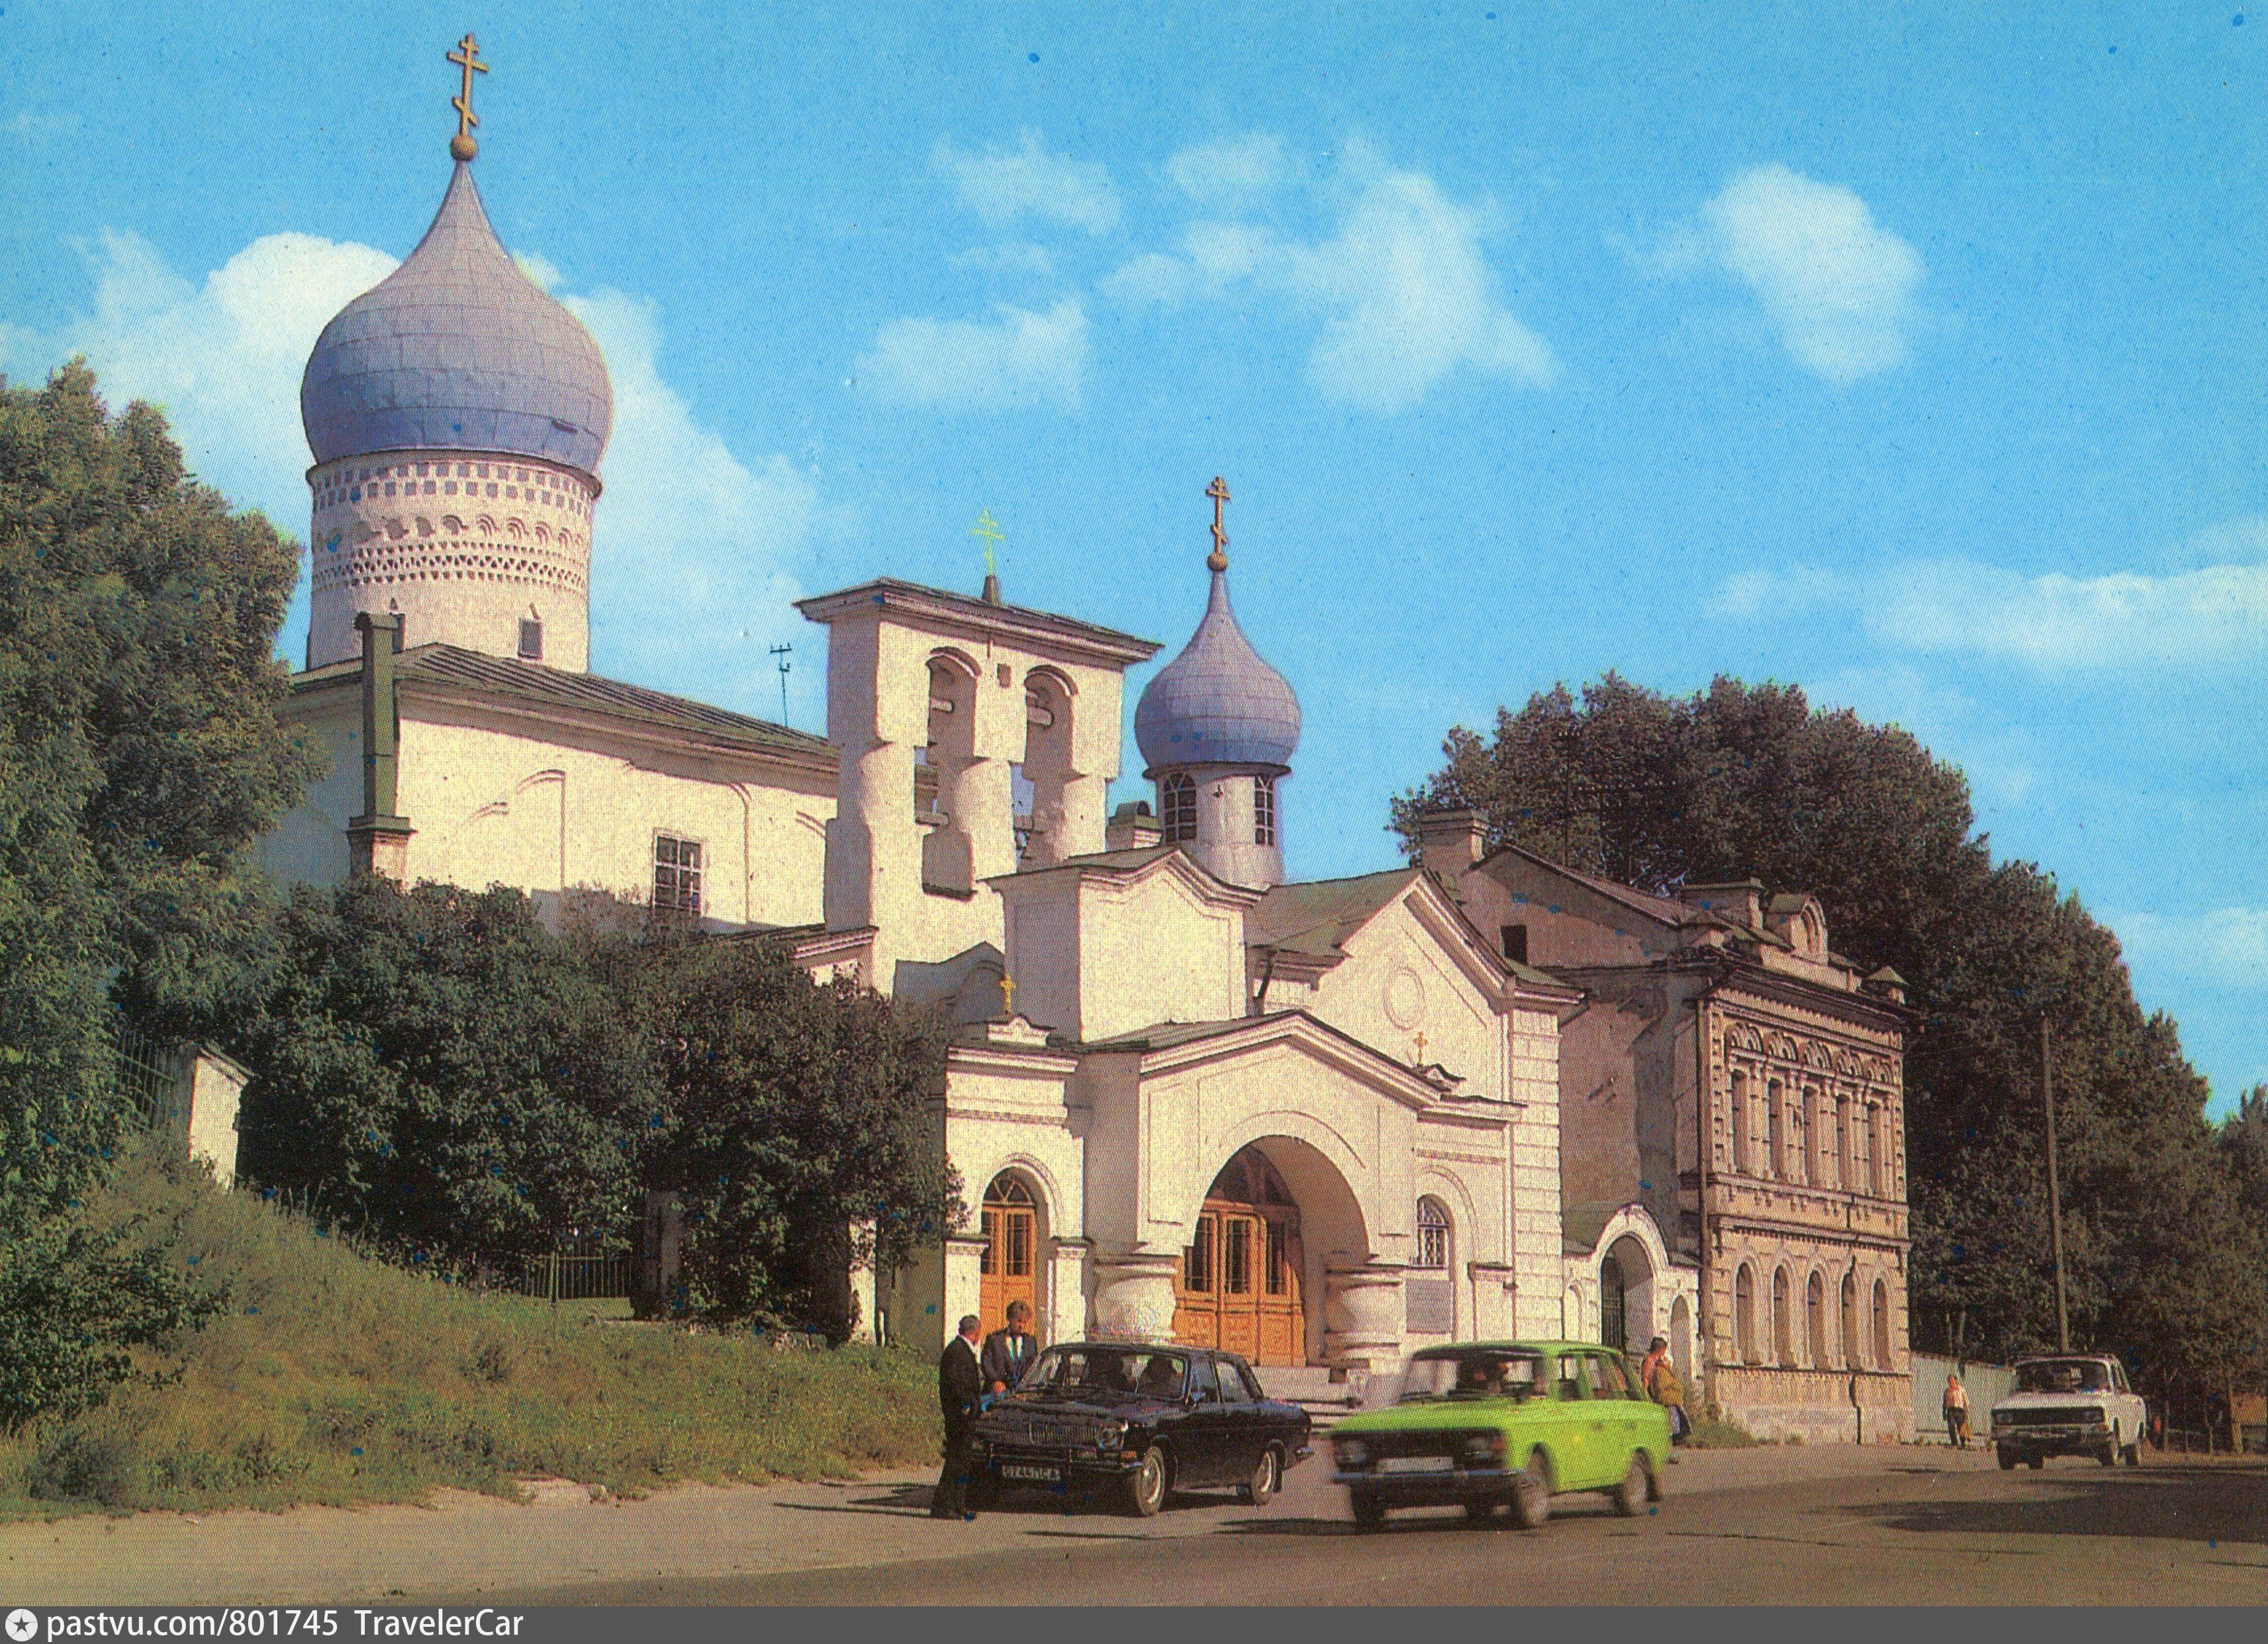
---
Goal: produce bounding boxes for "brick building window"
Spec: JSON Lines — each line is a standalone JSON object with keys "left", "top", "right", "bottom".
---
{"left": 653, "top": 835, "right": 703, "bottom": 918}
{"left": 1734, "top": 1264, "right": 1757, "bottom": 1363}
{"left": 1729, "top": 1070, "right": 1750, "bottom": 1174}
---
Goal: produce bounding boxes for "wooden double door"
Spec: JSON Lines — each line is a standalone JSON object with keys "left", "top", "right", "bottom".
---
{"left": 978, "top": 1174, "right": 1037, "bottom": 1338}
{"left": 1172, "top": 1149, "right": 1307, "bottom": 1365}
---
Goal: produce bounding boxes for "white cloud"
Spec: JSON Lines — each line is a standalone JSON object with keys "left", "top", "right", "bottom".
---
{"left": 1102, "top": 158, "right": 1556, "bottom": 412}
{"left": 1165, "top": 133, "right": 1289, "bottom": 207}
{"left": 1690, "top": 164, "right": 1924, "bottom": 382}
{"left": 561, "top": 289, "right": 820, "bottom": 699}
{"left": 934, "top": 132, "right": 1120, "bottom": 236}
{"left": 9, "top": 110, "right": 81, "bottom": 142}
{"left": 1, "top": 229, "right": 397, "bottom": 524}
{"left": 3, "top": 230, "right": 822, "bottom": 708}
{"left": 2102, "top": 907, "right": 2268, "bottom": 990}
{"left": 949, "top": 242, "right": 1055, "bottom": 277}
{"left": 1708, "top": 537, "right": 2268, "bottom": 672}
{"left": 857, "top": 298, "right": 1088, "bottom": 411}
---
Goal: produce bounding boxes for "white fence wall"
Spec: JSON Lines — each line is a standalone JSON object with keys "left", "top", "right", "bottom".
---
{"left": 1911, "top": 1351, "right": 2016, "bottom": 1441}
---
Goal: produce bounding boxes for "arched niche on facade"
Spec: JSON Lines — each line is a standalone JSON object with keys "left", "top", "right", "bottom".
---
{"left": 1019, "top": 665, "right": 1078, "bottom": 866}
{"left": 922, "top": 649, "right": 980, "bottom": 893}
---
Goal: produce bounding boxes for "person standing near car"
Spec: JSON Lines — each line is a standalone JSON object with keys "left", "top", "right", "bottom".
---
{"left": 982, "top": 1299, "right": 1038, "bottom": 1396}
{"left": 932, "top": 1314, "right": 984, "bottom": 1519}
{"left": 1943, "top": 1373, "right": 1969, "bottom": 1449}
{"left": 1646, "top": 1342, "right": 1689, "bottom": 1443}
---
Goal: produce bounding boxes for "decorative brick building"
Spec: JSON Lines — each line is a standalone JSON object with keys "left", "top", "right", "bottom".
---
{"left": 1417, "top": 813, "right": 1914, "bottom": 1441}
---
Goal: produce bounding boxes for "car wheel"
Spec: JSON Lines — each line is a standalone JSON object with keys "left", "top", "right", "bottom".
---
{"left": 2122, "top": 1442, "right": 2142, "bottom": 1468}
{"left": 1124, "top": 1445, "right": 1168, "bottom": 1518}
{"left": 1509, "top": 1453, "right": 1552, "bottom": 1531}
{"left": 1997, "top": 1447, "right": 2016, "bottom": 1471}
{"left": 1350, "top": 1489, "right": 1387, "bottom": 1531}
{"left": 1239, "top": 1446, "right": 1280, "bottom": 1506}
{"left": 1611, "top": 1456, "right": 1648, "bottom": 1518}
{"left": 2097, "top": 1441, "right": 2117, "bottom": 1468}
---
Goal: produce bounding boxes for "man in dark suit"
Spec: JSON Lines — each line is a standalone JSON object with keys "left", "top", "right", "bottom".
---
{"left": 931, "top": 1313, "right": 984, "bottom": 1519}
{"left": 981, "top": 1299, "right": 1038, "bottom": 1395}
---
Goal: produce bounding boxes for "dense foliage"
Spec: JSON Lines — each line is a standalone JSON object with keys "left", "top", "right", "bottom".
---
{"left": 234, "top": 881, "right": 960, "bottom": 1338}
{"left": 1396, "top": 674, "right": 2263, "bottom": 1400}
{"left": 0, "top": 363, "right": 316, "bottom": 1430}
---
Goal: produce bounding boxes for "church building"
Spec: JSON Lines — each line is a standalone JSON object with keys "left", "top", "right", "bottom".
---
{"left": 262, "top": 49, "right": 1910, "bottom": 1427}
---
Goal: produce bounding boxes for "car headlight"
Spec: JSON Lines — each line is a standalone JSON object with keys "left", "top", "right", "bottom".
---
{"left": 1464, "top": 1433, "right": 1505, "bottom": 1463}
{"left": 1335, "top": 1438, "right": 1368, "bottom": 1467}
{"left": 1097, "top": 1418, "right": 1127, "bottom": 1449}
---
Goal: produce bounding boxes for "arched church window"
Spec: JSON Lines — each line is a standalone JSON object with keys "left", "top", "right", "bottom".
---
{"left": 1413, "top": 1197, "right": 1449, "bottom": 1271}
{"left": 1161, "top": 773, "right": 1197, "bottom": 841}
{"left": 1805, "top": 1270, "right": 1826, "bottom": 1367}
{"left": 1253, "top": 776, "right": 1276, "bottom": 846}
{"left": 1734, "top": 1265, "right": 1757, "bottom": 1363}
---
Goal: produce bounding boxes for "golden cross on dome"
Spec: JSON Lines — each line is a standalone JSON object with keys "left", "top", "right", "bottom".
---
{"left": 1205, "top": 475, "right": 1231, "bottom": 572}
{"left": 970, "top": 510, "right": 1004, "bottom": 577}
{"left": 448, "top": 34, "right": 490, "bottom": 161}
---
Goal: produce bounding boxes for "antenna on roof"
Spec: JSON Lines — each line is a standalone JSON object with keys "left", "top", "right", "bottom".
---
{"left": 769, "top": 643, "right": 792, "bottom": 723}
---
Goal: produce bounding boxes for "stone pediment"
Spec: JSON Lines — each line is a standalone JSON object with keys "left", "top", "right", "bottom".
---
{"left": 1078, "top": 1009, "right": 1501, "bottom": 1115}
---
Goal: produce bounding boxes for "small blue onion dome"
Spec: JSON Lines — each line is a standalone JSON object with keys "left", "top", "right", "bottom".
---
{"left": 301, "top": 162, "right": 612, "bottom": 479}
{"left": 1135, "top": 566, "right": 1301, "bottom": 774}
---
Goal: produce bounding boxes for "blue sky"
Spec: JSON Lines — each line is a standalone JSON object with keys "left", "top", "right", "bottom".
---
{"left": 4, "top": 2, "right": 2263, "bottom": 1115}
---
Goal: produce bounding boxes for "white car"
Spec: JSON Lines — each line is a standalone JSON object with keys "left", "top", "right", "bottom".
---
{"left": 1989, "top": 1354, "right": 2148, "bottom": 1470}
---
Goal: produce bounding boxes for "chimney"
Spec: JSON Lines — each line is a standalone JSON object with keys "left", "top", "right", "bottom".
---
{"left": 1106, "top": 800, "right": 1162, "bottom": 852}
{"left": 1676, "top": 879, "right": 1764, "bottom": 930}
{"left": 346, "top": 612, "right": 415, "bottom": 880}
{"left": 1415, "top": 807, "right": 1487, "bottom": 880}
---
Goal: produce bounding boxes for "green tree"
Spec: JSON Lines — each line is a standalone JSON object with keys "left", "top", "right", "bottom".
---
{"left": 0, "top": 361, "right": 316, "bottom": 1424}
{"left": 1397, "top": 674, "right": 2239, "bottom": 1387}
{"left": 232, "top": 880, "right": 657, "bottom": 1265}
{"left": 624, "top": 926, "right": 959, "bottom": 1338}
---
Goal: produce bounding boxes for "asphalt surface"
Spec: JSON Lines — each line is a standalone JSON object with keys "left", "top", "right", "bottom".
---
{"left": 488, "top": 1445, "right": 2268, "bottom": 1606}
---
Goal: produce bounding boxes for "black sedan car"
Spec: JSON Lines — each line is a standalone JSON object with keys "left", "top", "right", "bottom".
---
{"left": 968, "top": 1342, "right": 1312, "bottom": 1516}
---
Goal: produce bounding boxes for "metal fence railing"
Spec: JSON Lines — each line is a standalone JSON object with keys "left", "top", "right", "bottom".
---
{"left": 522, "top": 1250, "right": 632, "bottom": 1303}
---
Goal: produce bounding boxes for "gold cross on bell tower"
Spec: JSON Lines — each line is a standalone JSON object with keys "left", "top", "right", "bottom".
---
{"left": 1205, "top": 475, "right": 1231, "bottom": 572}
{"left": 448, "top": 34, "right": 489, "bottom": 162}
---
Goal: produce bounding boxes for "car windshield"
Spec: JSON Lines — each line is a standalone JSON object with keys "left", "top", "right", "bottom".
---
{"left": 1399, "top": 1349, "right": 1542, "bottom": 1402}
{"left": 2016, "top": 1359, "right": 2111, "bottom": 1393}
{"left": 1021, "top": 1347, "right": 1189, "bottom": 1401}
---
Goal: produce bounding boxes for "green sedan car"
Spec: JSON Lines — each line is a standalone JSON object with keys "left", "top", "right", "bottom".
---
{"left": 1329, "top": 1340, "right": 1671, "bottom": 1530}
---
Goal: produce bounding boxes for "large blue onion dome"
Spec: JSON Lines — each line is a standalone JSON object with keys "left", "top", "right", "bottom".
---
{"left": 1135, "top": 565, "right": 1301, "bottom": 775}
{"left": 301, "top": 163, "right": 612, "bottom": 480}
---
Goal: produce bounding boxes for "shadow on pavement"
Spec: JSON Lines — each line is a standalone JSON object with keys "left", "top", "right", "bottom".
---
{"left": 1843, "top": 1459, "right": 2268, "bottom": 1548}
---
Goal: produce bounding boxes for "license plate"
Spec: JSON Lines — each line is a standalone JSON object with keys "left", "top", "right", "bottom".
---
{"left": 1002, "top": 1463, "right": 1061, "bottom": 1482}
{"left": 1379, "top": 1455, "right": 1454, "bottom": 1475}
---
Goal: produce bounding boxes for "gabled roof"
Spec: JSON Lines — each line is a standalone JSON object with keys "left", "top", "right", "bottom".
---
{"left": 291, "top": 643, "right": 833, "bottom": 765}
{"left": 793, "top": 577, "right": 1160, "bottom": 667}
{"left": 1068, "top": 1009, "right": 1497, "bottom": 1112}
{"left": 1250, "top": 866, "right": 1573, "bottom": 991}
{"left": 1483, "top": 842, "right": 1734, "bottom": 935}
{"left": 988, "top": 843, "right": 1262, "bottom": 908}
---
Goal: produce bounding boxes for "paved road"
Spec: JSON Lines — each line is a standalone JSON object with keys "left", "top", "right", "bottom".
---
{"left": 487, "top": 1445, "right": 2268, "bottom": 1606}
{"left": 11, "top": 1446, "right": 2263, "bottom": 1606}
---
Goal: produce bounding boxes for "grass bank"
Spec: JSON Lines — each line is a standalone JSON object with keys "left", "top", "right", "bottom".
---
{"left": 0, "top": 1150, "right": 939, "bottom": 1520}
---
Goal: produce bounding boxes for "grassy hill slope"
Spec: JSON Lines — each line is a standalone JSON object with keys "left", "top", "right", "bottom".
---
{"left": 0, "top": 1149, "right": 939, "bottom": 1518}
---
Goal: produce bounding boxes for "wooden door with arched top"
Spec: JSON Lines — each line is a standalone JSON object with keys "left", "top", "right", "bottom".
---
{"left": 1171, "top": 1148, "right": 1306, "bottom": 1365}
{"left": 978, "top": 1174, "right": 1037, "bottom": 1338}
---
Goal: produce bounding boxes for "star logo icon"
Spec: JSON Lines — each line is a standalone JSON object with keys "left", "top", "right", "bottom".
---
{"left": 6, "top": 1608, "right": 38, "bottom": 1643}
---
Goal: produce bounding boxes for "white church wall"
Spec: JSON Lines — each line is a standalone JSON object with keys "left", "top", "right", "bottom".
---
{"left": 394, "top": 710, "right": 831, "bottom": 927}
{"left": 1511, "top": 1003, "right": 1568, "bottom": 1340}
{"left": 941, "top": 1045, "right": 1088, "bottom": 1346}
{"left": 1075, "top": 867, "right": 1246, "bottom": 1042}
{"left": 1300, "top": 891, "right": 1505, "bottom": 1099}
{"left": 260, "top": 704, "right": 359, "bottom": 888}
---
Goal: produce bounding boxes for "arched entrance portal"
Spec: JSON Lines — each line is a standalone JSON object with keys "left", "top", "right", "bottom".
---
{"left": 1601, "top": 1233, "right": 1656, "bottom": 1355}
{"left": 1172, "top": 1146, "right": 1307, "bottom": 1364}
{"left": 978, "top": 1173, "right": 1038, "bottom": 1338}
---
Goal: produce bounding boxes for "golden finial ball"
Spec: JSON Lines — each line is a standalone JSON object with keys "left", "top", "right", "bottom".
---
{"left": 1207, "top": 550, "right": 1229, "bottom": 572}
{"left": 449, "top": 133, "right": 478, "bottom": 162}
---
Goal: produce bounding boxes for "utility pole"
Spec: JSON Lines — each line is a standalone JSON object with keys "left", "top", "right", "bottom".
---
{"left": 2042, "top": 1017, "right": 2070, "bottom": 1354}
{"left": 768, "top": 643, "right": 792, "bottom": 724}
